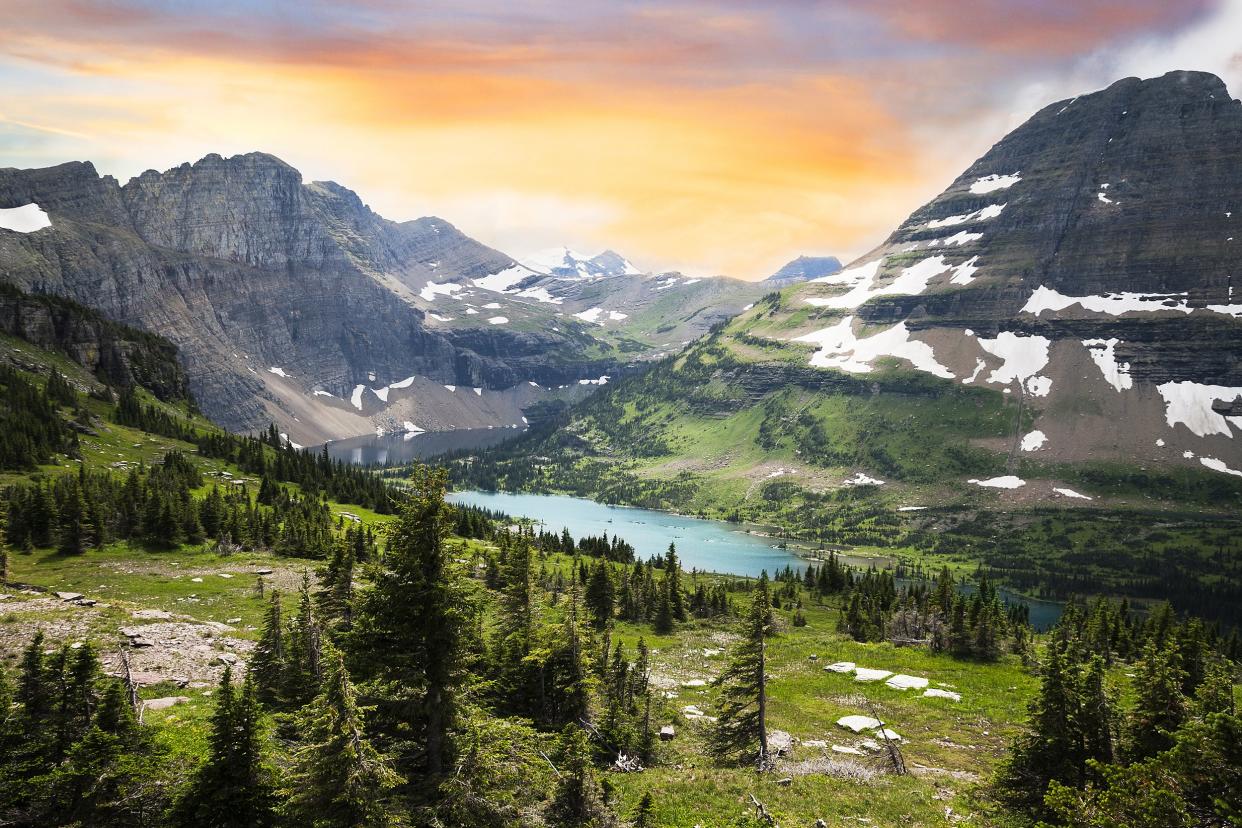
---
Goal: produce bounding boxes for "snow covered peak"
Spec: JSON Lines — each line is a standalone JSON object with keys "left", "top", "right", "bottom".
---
{"left": 520, "top": 247, "right": 643, "bottom": 279}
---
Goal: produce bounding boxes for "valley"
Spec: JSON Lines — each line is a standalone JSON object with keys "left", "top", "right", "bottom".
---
{"left": 1, "top": 44, "right": 1241, "bottom": 828}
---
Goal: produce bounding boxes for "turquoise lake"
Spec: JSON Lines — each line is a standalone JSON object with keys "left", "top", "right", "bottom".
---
{"left": 448, "top": 489, "right": 1064, "bottom": 628}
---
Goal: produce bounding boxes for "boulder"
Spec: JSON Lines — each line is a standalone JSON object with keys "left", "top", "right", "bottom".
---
{"left": 54, "top": 591, "right": 84, "bottom": 601}
{"left": 143, "top": 696, "right": 190, "bottom": 711}
{"left": 659, "top": 725, "right": 676, "bottom": 741}
{"left": 836, "top": 715, "right": 883, "bottom": 733}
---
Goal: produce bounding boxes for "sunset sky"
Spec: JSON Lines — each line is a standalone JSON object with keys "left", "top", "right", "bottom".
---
{"left": 3, "top": 0, "right": 1241, "bottom": 278}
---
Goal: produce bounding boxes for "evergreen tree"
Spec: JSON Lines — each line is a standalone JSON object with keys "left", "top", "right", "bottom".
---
{"left": 1124, "top": 638, "right": 1187, "bottom": 761}
{"left": 284, "top": 648, "right": 401, "bottom": 828}
{"left": 585, "top": 559, "right": 615, "bottom": 630}
{"left": 284, "top": 576, "right": 322, "bottom": 706}
{"left": 709, "top": 575, "right": 771, "bottom": 767}
{"left": 350, "top": 466, "right": 467, "bottom": 775}
{"left": 174, "top": 668, "right": 278, "bottom": 828}
{"left": 665, "top": 543, "right": 687, "bottom": 622}
{"left": 547, "top": 725, "right": 616, "bottom": 828}
{"left": 250, "top": 591, "right": 286, "bottom": 706}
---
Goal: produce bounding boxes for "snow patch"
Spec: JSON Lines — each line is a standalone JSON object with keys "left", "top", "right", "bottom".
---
{"left": 949, "top": 256, "right": 980, "bottom": 285}
{"left": 514, "top": 286, "right": 562, "bottom": 304}
{"left": 372, "top": 386, "right": 390, "bottom": 402}
{"left": 969, "top": 173, "right": 1021, "bottom": 194}
{"left": 267, "top": 366, "right": 289, "bottom": 378}
{"left": 925, "top": 230, "right": 983, "bottom": 247}
{"left": 1020, "top": 430, "right": 1047, "bottom": 452}
{"left": 976, "top": 332, "right": 1052, "bottom": 396}
{"left": 0, "top": 203, "right": 52, "bottom": 233}
{"left": 487, "top": 316, "right": 509, "bottom": 325}
{"left": 575, "top": 307, "right": 604, "bottom": 324}
{"left": 312, "top": 389, "right": 334, "bottom": 398}
{"left": 1053, "top": 488, "right": 1092, "bottom": 500}
{"left": 843, "top": 472, "right": 885, "bottom": 486}
{"left": 419, "top": 281, "right": 463, "bottom": 302}
{"left": 1083, "top": 338, "right": 1133, "bottom": 391}
{"left": 805, "top": 256, "right": 951, "bottom": 310}
{"left": 1200, "top": 456, "right": 1242, "bottom": 477}
{"left": 793, "top": 317, "right": 954, "bottom": 379}
{"left": 427, "top": 312, "right": 453, "bottom": 322}
{"left": 969, "top": 475, "right": 1026, "bottom": 489}
{"left": 927, "top": 203, "right": 1005, "bottom": 228}
{"left": 473, "top": 265, "right": 532, "bottom": 293}
{"left": 350, "top": 385, "right": 366, "bottom": 410}
{"left": 1022, "top": 286, "right": 1192, "bottom": 316}
{"left": 608, "top": 310, "right": 628, "bottom": 321}
{"left": 578, "top": 375, "right": 610, "bottom": 386}
{"left": 402, "top": 421, "right": 424, "bottom": 433}
{"left": 444, "top": 385, "right": 456, "bottom": 392}
{"left": 1156, "top": 382, "right": 1242, "bottom": 437}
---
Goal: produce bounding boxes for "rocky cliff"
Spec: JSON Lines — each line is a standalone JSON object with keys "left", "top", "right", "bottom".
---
{"left": 0, "top": 283, "right": 189, "bottom": 401}
{"left": 0, "top": 153, "right": 625, "bottom": 439}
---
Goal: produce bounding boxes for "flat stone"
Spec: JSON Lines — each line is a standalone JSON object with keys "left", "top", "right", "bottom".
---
{"left": 54, "top": 591, "right": 84, "bottom": 601}
{"left": 214, "top": 653, "right": 238, "bottom": 666}
{"left": 777, "top": 777, "right": 793, "bottom": 786}
{"left": 143, "top": 696, "right": 190, "bottom": 711}
{"left": 132, "top": 609, "right": 173, "bottom": 620}
{"left": 802, "top": 739, "right": 828, "bottom": 748}
{"left": 923, "top": 688, "right": 962, "bottom": 702}
{"left": 873, "top": 728, "right": 903, "bottom": 742}
{"left": 886, "top": 674, "right": 929, "bottom": 691}
{"left": 681, "top": 679, "right": 708, "bottom": 688}
{"left": 191, "top": 577, "right": 203, "bottom": 583}
{"left": 836, "top": 715, "right": 883, "bottom": 733}
{"left": 832, "top": 745, "right": 865, "bottom": 756}
{"left": 255, "top": 568, "right": 274, "bottom": 575}
{"left": 824, "top": 661, "right": 855, "bottom": 673}
{"left": 659, "top": 725, "right": 676, "bottom": 741}
{"left": 853, "top": 667, "right": 893, "bottom": 682}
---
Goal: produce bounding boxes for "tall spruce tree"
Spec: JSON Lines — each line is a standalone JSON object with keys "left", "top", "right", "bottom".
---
{"left": 284, "top": 648, "right": 401, "bottom": 828}
{"left": 709, "top": 574, "right": 771, "bottom": 767}
{"left": 665, "top": 543, "right": 687, "bottom": 622}
{"left": 174, "top": 668, "right": 277, "bottom": 828}
{"left": 349, "top": 466, "right": 467, "bottom": 775}
{"left": 250, "top": 591, "right": 286, "bottom": 706}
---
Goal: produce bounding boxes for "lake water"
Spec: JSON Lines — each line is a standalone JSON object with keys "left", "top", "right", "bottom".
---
{"left": 448, "top": 490, "right": 811, "bottom": 578}
{"left": 448, "top": 489, "right": 1064, "bottom": 628}
{"left": 320, "top": 427, "right": 526, "bottom": 466}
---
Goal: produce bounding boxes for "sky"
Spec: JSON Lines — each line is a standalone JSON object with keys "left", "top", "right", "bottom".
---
{"left": 2, "top": 0, "right": 1241, "bottom": 279}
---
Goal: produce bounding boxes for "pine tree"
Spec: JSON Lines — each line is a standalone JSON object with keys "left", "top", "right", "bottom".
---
{"left": 633, "top": 792, "right": 655, "bottom": 828}
{"left": 585, "top": 560, "right": 615, "bottom": 630}
{"left": 996, "top": 643, "right": 1081, "bottom": 807}
{"left": 250, "top": 591, "right": 286, "bottom": 705}
{"left": 1125, "top": 639, "right": 1187, "bottom": 761}
{"left": 709, "top": 575, "right": 770, "bottom": 767}
{"left": 653, "top": 578, "right": 674, "bottom": 634}
{"left": 173, "top": 668, "right": 278, "bottom": 828}
{"left": 349, "top": 466, "right": 467, "bottom": 775}
{"left": 284, "top": 648, "right": 401, "bottom": 828}
{"left": 284, "top": 576, "right": 322, "bottom": 706}
{"left": 547, "top": 725, "right": 616, "bottom": 827}
{"left": 665, "top": 543, "right": 687, "bottom": 622}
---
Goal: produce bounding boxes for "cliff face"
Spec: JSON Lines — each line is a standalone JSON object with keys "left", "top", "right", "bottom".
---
{"left": 0, "top": 284, "right": 189, "bottom": 401}
{"left": 0, "top": 153, "right": 617, "bottom": 437}
{"left": 762, "top": 70, "right": 1242, "bottom": 475}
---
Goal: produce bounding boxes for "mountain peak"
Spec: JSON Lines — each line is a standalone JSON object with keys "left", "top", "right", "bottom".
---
{"left": 766, "top": 255, "right": 843, "bottom": 283}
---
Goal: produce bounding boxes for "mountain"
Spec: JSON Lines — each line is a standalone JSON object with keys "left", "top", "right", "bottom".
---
{"left": 765, "top": 255, "right": 843, "bottom": 283}
{"left": 456, "top": 71, "right": 1242, "bottom": 610}
{"left": 520, "top": 247, "right": 644, "bottom": 279}
{"left": 494, "top": 69, "right": 1242, "bottom": 490}
{"left": 0, "top": 152, "right": 764, "bottom": 443}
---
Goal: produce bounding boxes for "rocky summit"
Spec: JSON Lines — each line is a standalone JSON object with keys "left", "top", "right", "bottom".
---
{"left": 0, "top": 152, "right": 763, "bottom": 443}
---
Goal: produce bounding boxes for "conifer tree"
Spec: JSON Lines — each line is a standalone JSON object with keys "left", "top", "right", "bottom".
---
{"left": 1124, "top": 638, "right": 1187, "bottom": 761}
{"left": 250, "top": 591, "right": 286, "bottom": 706}
{"left": 285, "top": 576, "right": 323, "bottom": 706}
{"left": 547, "top": 725, "right": 616, "bottom": 827}
{"left": 350, "top": 466, "right": 467, "bottom": 775}
{"left": 585, "top": 559, "right": 615, "bottom": 630}
{"left": 665, "top": 543, "right": 687, "bottom": 622}
{"left": 633, "top": 792, "right": 655, "bottom": 828}
{"left": 284, "top": 648, "right": 401, "bottom": 828}
{"left": 709, "top": 574, "right": 771, "bottom": 767}
{"left": 174, "top": 667, "right": 277, "bottom": 828}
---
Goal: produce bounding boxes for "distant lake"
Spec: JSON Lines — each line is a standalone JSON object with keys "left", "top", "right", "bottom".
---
{"left": 449, "top": 489, "right": 1063, "bottom": 628}
{"left": 320, "top": 427, "right": 525, "bottom": 466}
{"left": 450, "top": 489, "right": 842, "bottom": 578}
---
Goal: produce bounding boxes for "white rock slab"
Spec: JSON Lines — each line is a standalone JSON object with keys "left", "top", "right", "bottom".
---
{"left": 836, "top": 715, "right": 883, "bottom": 733}
{"left": 853, "top": 667, "right": 893, "bottom": 682}
{"left": 885, "top": 674, "right": 930, "bottom": 691}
